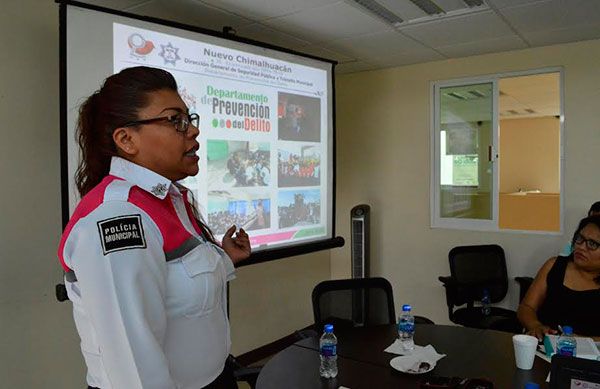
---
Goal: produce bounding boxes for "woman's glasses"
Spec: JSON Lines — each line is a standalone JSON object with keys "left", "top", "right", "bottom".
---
{"left": 573, "top": 233, "right": 600, "bottom": 251}
{"left": 123, "top": 112, "right": 199, "bottom": 133}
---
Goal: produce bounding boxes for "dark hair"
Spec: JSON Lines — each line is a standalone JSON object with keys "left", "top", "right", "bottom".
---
{"left": 589, "top": 201, "right": 600, "bottom": 216}
{"left": 75, "top": 66, "right": 216, "bottom": 244}
{"left": 75, "top": 66, "right": 178, "bottom": 196}
{"left": 570, "top": 215, "right": 600, "bottom": 283}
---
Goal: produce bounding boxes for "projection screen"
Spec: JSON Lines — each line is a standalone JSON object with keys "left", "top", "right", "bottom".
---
{"left": 60, "top": 2, "right": 342, "bottom": 263}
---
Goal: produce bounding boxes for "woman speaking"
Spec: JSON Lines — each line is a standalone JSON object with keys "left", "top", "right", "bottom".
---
{"left": 57, "top": 66, "right": 250, "bottom": 389}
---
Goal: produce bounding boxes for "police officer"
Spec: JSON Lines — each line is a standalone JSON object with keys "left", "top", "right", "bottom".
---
{"left": 58, "top": 66, "right": 250, "bottom": 389}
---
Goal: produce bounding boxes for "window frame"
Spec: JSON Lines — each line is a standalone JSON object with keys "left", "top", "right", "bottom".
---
{"left": 430, "top": 67, "right": 565, "bottom": 235}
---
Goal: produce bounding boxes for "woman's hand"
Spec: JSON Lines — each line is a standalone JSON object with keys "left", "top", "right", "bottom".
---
{"left": 526, "top": 324, "right": 557, "bottom": 341}
{"left": 222, "top": 225, "right": 251, "bottom": 264}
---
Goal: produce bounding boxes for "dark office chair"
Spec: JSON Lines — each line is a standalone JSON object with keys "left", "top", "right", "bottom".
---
{"left": 438, "top": 244, "right": 520, "bottom": 333}
{"left": 312, "top": 277, "right": 434, "bottom": 330}
{"left": 226, "top": 355, "right": 260, "bottom": 389}
{"left": 515, "top": 276, "right": 534, "bottom": 302}
{"left": 550, "top": 355, "right": 600, "bottom": 389}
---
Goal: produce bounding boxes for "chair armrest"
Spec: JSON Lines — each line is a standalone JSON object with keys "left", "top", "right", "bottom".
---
{"left": 514, "top": 276, "right": 534, "bottom": 303}
{"left": 227, "top": 354, "right": 261, "bottom": 388}
{"left": 438, "top": 276, "right": 455, "bottom": 286}
{"left": 233, "top": 366, "right": 261, "bottom": 387}
{"left": 295, "top": 328, "right": 319, "bottom": 339}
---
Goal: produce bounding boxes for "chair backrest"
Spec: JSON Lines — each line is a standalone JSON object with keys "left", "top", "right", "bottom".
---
{"left": 312, "top": 277, "right": 396, "bottom": 330}
{"left": 449, "top": 244, "right": 508, "bottom": 306}
{"left": 550, "top": 355, "right": 600, "bottom": 389}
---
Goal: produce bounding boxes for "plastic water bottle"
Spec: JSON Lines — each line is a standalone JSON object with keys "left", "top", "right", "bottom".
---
{"left": 481, "top": 288, "right": 491, "bottom": 316}
{"left": 557, "top": 326, "right": 577, "bottom": 357}
{"left": 319, "top": 324, "right": 338, "bottom": 378}
{"left": 398, "top": 304, "right": 415, "bottom": 352}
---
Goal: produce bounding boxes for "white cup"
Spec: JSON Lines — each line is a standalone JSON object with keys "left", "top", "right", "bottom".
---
{"left": 512, "top": 334, "right": 538, "bottom": 370}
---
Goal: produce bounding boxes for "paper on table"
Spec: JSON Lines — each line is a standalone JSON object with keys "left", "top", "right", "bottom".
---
{"left": 385, "top": 339, "right": 425, "bottom": 355}
{"left": 389, "top": 345, "right": 446, "bottom": 373}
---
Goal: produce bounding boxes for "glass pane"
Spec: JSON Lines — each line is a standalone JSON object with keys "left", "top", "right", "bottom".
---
{"left": 439, "top": 83, "right": 493, "bottom": 220}
{"left": 498, "top": 72, "right": 561, "bottom": 231}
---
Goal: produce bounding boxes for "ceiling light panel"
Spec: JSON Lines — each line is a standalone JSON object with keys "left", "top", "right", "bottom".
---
{"left": 436, "top": 0, "right": 474, "bottom": 12}
{"left": 409, "top": 0, "right": 445, "bottom": 15}
{"left": 351, "top": 0, "right": 404, "bottom": 26}
{"left": 463, "top": 0, "right": 485, "bottom": 7}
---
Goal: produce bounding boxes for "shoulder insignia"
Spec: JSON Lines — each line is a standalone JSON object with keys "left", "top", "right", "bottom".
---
{"left": 150, "top": 183, "right": 168, "bottom": 196}
{"left": 97, "top": 214, "right": 146, "bottom": 255}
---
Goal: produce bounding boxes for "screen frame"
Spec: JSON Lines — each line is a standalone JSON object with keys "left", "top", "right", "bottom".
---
{"left": 58, "top": 0, "right": 344, "bottom": 267}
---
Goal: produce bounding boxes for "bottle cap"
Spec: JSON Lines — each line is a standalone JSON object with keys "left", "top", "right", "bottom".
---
{"left": 562, "top": 326, "right": 573, "bottom": 335}
{"left": 402, "top": 304, "right": 412, "bottom": 312}
{"left": 324, "top": 324, "right": 334, "bottom": 333}
{"left": 525, "top": 382, "right": 540, "bottom": 389}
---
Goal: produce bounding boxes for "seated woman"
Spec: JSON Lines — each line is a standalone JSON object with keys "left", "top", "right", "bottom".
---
{"left": 518, "top": 215, "right": 600, "bottom": 340}
{"left": 559, "top": 201, "right": 600, "bottom": 256}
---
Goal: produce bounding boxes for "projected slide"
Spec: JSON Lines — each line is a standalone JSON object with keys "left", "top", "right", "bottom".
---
{"left": 109, "top": 22, "right": 330, "bottom": 248}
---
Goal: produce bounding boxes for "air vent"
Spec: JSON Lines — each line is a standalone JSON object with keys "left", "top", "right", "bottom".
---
{"left": 508, "top": 109, "right": 519, "bottom": 115}
{"left": 409, "top": 0, "right": 444, "bottom": 15}
{"left": 525, "top": 108, "right": 536, "bottom": 114}
{"left": 463, "top": 0, "right": 485, "bottom": 7}
{"left": 352, "top": 0, "right": 404, "bottom": 27}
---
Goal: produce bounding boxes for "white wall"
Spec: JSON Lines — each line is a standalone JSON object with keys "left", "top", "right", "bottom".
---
{"left": 0, "top": 1, "right": 86, "bottom": 388}
{"left": 0, "top": 1, "right": 330, "bottom": 387}
{"left": 333, "top": 39, "right": 600, "bottom": 324}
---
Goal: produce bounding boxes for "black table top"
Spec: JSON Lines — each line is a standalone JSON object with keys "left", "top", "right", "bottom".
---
{"left": 256, "top": 324, "right": 550, "bottom": 389}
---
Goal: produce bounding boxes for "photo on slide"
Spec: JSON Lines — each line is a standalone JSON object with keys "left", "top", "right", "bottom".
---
{"left": 277, "top": 189, "right": 320, "bottom": 228}
{"left": 278, "top": 144, "right": 320, "bottom": 187}
{"left": 277, "top": 92, "right": 321, "bottom": 142}
{"left": 207, "top": 140, "right": 271, "bottom": 189}
{"left": 208, "top": 190, "right": 271, "bottom": 235}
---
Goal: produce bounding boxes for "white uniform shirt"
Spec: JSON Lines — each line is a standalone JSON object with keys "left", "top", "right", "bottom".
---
{"left": 58, "top": 157, "right": 235, "bottom": 389}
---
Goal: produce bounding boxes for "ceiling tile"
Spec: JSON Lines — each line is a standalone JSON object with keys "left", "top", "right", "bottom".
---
{"left": 486, "top": 0, "right": 546, "bottom": 9}
{"left": 130, "top": 0, "right": 254, "bottom": 31}
{"left": 400, "top": 10, "right": 515, "bottom": 47}
{"left": 199, "top": 0, "right": 339, "bottom": 20}
{"left": 78, "top": 0, "right": 151, "bottom": 10}
{"left": 522, "top": 24, "right": 600, "bottom": 46}
{"left": 369, "top": 50, "right": 445, "bottom": 67}
{"left": 499, "top": 0, "right": 600, "bottom": 33}
{"left": 263, "top": 2, "right": 391, "bottom": 43}
{"left": 323, "top": 30, "right": 435, "bottom": 58}
{"left": 235, "top": 23, "right": 311, "bottom": 49}
{"left": 436, "top": 35, "right": 527, "bottom": 57}
{"left": 294, "top": 44, "right": 355, "bottom": 64}
{"left": 334, "top": 61, "right": 379, "bottom": 74}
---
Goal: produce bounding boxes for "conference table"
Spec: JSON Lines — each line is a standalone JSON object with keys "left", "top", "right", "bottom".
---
{"left": 256, "top": 324, "right": 550, "bottom": 389}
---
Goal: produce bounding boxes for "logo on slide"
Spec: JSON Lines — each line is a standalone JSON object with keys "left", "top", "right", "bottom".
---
{"left": 179, "top": 87, "right": 197, "bottom": 110}
{"left": 159, "top": 42, "right": 181, "bottom": 66}
{"left": 127, "top": 33, "right": 155, "bottom": 59}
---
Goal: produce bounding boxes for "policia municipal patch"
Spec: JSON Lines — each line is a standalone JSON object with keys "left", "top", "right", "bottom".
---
{"left": 97, "top": 214, "right": 146, "bottom": 255}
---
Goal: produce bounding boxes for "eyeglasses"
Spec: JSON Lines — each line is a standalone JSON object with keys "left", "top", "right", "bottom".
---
{"left": 573, "top": 233, "right": 600, "bottom": 251}
{"left": 123, "top": 112, "right": 199, "bottom": 133}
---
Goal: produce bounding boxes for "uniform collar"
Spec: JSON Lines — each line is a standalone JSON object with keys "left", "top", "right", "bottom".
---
{"left": 109, "top": 157, "right": 177, "bottom": 200}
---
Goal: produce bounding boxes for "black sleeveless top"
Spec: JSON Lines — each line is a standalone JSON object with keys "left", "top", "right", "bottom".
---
{"left": 538, "top": 256, "right": 600, "bottom": 336}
